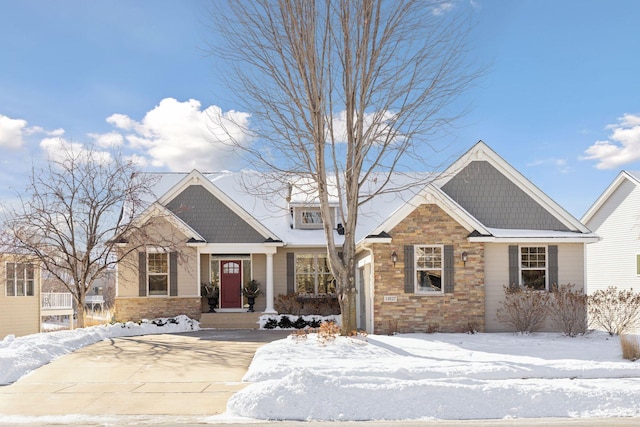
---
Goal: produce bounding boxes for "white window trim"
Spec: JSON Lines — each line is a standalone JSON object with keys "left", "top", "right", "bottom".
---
{"left": 5, "top": 262, "right": 35, "bottom": 297}
{"left": 294, "top": 207, "right": 335, "bottom": 230}
{"left": 295, "top": 253, "right": 336, "bottom": 295}
{"left": 519, "top": 245, "right": 548, "bottom": 290}
{"left": 147, "top": 250, "right": 169, "bottom": 297}
{"left": 414, "top": 244, "right": 444, "bottom": 295}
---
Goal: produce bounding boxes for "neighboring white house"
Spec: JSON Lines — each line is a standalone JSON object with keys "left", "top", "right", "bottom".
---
{"left": 582, "top": 171, "right": 640, "bottom": 293}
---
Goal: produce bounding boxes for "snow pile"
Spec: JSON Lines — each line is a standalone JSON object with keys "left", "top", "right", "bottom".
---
{"left": 228, "top": 331, "right": 640, "bottom": 421}
{"left": 0, "top": 315, "right": 199, "bottom": 385}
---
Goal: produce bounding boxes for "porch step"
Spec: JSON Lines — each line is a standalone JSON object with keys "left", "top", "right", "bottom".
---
{"left": 199, "top": 312, "right": 262, "bottom": 329}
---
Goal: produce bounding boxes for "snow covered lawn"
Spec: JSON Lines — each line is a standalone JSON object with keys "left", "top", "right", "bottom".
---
{"left": 228, "top": 331, "right": 640, "bottom": 421}
{"left": 2, "top": 318, "right": 640, "bottom": 422}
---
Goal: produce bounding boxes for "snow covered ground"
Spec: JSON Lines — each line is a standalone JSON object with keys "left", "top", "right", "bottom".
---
{"left": 2, "top": 317, "right": 640, "bottom": 422}
{"left": 229, "top": 331, "right": 640, "bottom": 421}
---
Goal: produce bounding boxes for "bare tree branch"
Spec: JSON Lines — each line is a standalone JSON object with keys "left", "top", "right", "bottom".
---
{"left": 1, "top": 144, "right": 169, "bottom": 327}
{"left": 208, "top": 0, "right": 482, "bottom": 333}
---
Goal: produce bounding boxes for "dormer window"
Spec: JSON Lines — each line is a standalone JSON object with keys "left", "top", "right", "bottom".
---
{"left": 301, "top": 210, "right": 323, "bottom": 225}
{"left": 293, "top": 207, "right": 333, "bottom": 229}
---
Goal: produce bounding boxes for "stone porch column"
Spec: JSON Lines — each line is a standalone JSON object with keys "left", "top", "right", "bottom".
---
{"left": 264, "top": 253, "right": 276, "bottom": 313}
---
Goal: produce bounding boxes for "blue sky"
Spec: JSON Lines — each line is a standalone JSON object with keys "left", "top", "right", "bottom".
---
{"left": 1, "top": 0, "right": 639, "bottom": 219}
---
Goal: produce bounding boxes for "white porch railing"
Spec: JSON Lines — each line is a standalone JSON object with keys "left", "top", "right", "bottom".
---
{"left": 85, "top": 295, "right": 105, "bottom": 311}
{"left": 41, "top": 292, "right": 73, "bottom": 310}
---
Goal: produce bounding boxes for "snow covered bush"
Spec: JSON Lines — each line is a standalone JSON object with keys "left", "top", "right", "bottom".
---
{"left": 496, "top": 285, "right": 550, "bottom": 333}
{"left": 547, "top": 284, "right": 588, "bottom": 337}
{"left": 260, "top": 314, "right": 338, "bottom": 329}
{"left": 588, "top": 287, "right": 640, "bottom": 336}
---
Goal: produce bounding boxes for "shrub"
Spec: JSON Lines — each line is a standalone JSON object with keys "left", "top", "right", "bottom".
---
{"left": 274, "top": 293, "right": 341, "bottom": 316}
{"left": 275, "top": 294, "right": 302, "bottom": 315}
{"left": 588, "top": 287, "right": 640, "bottom": 336}
{"left": 291, "top": 329, "right": 309, "bottom": 342}
{"left": 496, "top": 285, "right": 550, "bottom": 334}
{"left": 263, "top": 318, "right": 278, "bottom": 329}
{"left": 293, "top": 316, "right": 308, "bottom": 329}
{"left": 547, "top": 284, "right": 588, "bottom": 336}
{"left": 278, "top": 315, "right": 293, "bottom": 329}
{"left": 317, "top": 321, "right": 341, "bottom": 343}
{"left": 620, "top": 335, "right": 640, "bottom": 361}
{"left": 308, "top": 317, "right": 322, "bottom": 328}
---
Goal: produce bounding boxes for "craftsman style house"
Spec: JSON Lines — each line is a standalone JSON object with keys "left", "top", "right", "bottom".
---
{"left": 581, "top": 171, "right": 640, "bottom": 294}
{"left": 115, "top": 141, "right": 597, "bottom": 333}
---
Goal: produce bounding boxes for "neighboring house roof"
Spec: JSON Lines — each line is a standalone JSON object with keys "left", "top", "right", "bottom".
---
{"left": 581, "top": 170, "right": 640, "bottom": 227}
{"left": 143, "top": 141, "right": 597, "bottom": 247}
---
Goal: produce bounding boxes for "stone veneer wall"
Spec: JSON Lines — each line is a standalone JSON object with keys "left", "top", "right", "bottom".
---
{"left": 372, "top": 204, "right": 485, "bottom": 334}
{"left": 115, "top": 297, "right": 202, "bottom": 323}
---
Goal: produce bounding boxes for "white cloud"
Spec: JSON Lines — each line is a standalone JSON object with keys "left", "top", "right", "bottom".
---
{"left": 88, "top": 131, "right": 124, "bottom": 148}
{"left": 582, "top": 113, "right": 640, "bottom": 169}
{"left": 40, "top": 137, "right": 113, "bottom": 165}
{"left": 527, "top": 158, "right": 571, "bottom": 174}
{"left": 108, "top": 98, "right": 251, "bottom": 171}
{"left": 331, "top": 110, "right": 401, "bottom": 145}
{"left": 106, "top": 113, "right": 136, "bottom": 131}
{"left": 25, "top": 126, "right": 65, "bottom": 137}
{"left": 0, "top": 114, "right": 28, "bottom": 149}
{"left": 432, "top": 1, "right": 454, "bottom": 16}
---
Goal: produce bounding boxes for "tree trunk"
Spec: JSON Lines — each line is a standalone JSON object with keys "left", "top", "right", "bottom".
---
{"left": 76, "top": 291, "right": 85, "bottom": 328}
{"left": 339, "top": 287, "right": 358, "bottom": 334}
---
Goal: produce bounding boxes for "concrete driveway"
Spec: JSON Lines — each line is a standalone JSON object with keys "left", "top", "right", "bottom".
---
{"left": 0, "top": 329, "right": 289, "bottom": 418}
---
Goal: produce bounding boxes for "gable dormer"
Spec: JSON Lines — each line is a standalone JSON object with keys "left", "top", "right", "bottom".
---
{"left": 290, "top": 205, "right": 336, "bottom": 230}
{"left": 287, "top": 178, "right": 339, "bottom": 230}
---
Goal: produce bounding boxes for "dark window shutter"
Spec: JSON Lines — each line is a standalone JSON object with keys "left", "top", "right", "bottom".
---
{"left": 138, "top": 252, "right": 147, "bottom": 297}
{"left": 404, "top": 245, "right": 414, "bottom": 293}
{"left": 443, "top": 245, "right": 454, "bottom": 294}
{"left": 508, "top": 245, "right": 519, "bottom": 289}
{"left": 548, "top": 245, "right": 558, "bottom": 290}
{"left": 169, "top": 252, "right": 178, "bottom": 296}
{"left": 286, "top": 252, "right": 295, "bottom": 294}
{"left": 637, "top": 254, "right": 640, "bottom": 276}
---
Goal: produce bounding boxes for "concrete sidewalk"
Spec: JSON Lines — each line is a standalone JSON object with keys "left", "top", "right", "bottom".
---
{"left": 0, "top": 329, "right": 290, "bottom": 417}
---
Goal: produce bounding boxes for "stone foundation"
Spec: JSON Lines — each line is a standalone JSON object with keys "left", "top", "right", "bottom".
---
{"left": 114, "top": 297, "right": 202, "bottom": 323}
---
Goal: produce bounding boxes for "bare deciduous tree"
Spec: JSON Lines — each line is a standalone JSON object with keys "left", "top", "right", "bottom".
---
{"left": 210, "top": 0, "right": 481, "bottom": 333}
{"left": 2, "top": 145, "right": 160, "bottom": 328}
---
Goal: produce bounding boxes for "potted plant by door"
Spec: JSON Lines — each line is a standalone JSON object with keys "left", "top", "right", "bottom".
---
{"left": 243, "top": 280, "right": 261, "bottom": 312}
{"left": 201, "top": 282, "right": 219, "bottom": 313}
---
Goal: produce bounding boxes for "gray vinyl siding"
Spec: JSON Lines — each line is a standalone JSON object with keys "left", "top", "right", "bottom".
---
{"left": 441, "top": 161, "right": 570, "bottom": 231}
{"left": 585, "top": 178, "right": 640, "bottom": 293}
{"left": 166, "top": 185, "right": 266, "bottom": 243}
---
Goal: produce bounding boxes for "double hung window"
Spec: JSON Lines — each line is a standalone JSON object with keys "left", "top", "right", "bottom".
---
{"left": 148, "top": 252, "right": 168, "bottom": 296}
{"left": 6, "top": 262, "right": 35, "bottom": 297}
{"left": 415, "top": 246, "right": 443, "bottom": 293}
{"left": 520, "top": 246, "right": 546, "bottom": 290}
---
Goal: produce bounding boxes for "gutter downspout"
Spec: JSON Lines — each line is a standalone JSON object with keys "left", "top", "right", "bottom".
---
{"left": 360, "top": 241, "right": 376, "bottom": 334}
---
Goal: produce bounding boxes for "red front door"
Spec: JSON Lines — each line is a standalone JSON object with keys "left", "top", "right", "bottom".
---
{"left": 220, "top": 260, "right": 242, "bottom": 308}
